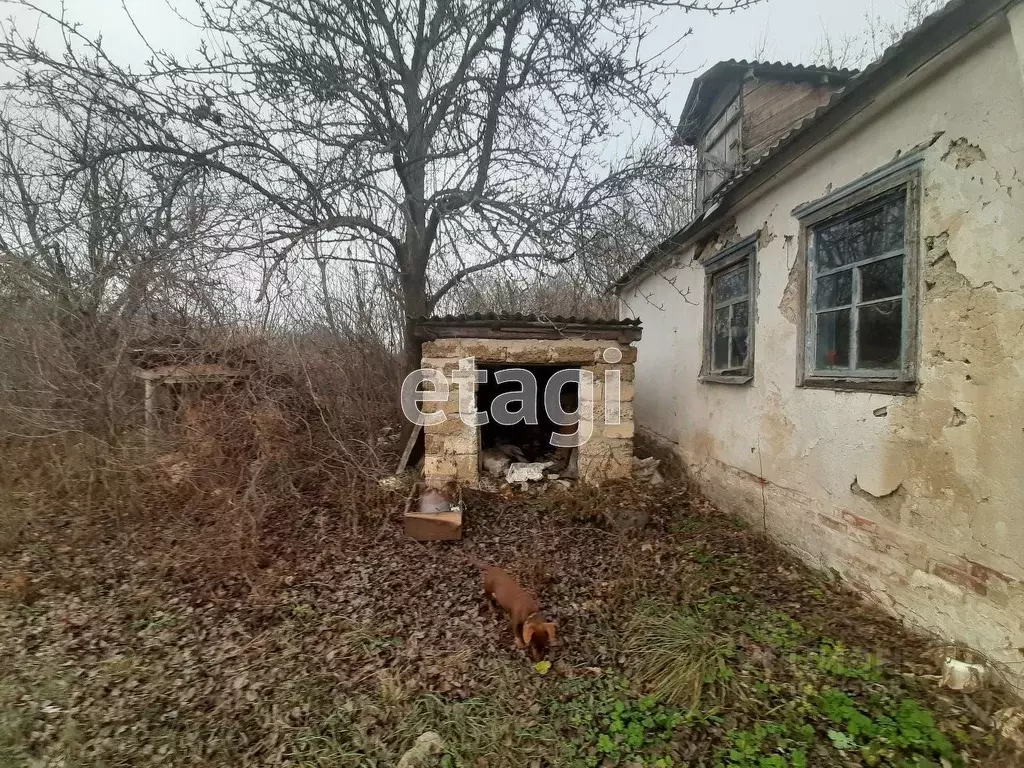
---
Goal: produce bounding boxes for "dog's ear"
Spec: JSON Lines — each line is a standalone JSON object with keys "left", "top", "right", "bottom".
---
{"left": 545, "top": 622, "right": 557, "bottom": 643}
{"left": 522, "top": 623, "right": 535, "bottom": 645}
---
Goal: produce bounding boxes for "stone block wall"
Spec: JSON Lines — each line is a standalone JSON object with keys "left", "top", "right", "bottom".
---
{"left": 420, "top": 337, "right": 636, "bottom": 488}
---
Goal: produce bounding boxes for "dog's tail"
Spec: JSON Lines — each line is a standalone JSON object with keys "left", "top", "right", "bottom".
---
{"left": 464, "top": 552, "right": 491, "bottom": 570}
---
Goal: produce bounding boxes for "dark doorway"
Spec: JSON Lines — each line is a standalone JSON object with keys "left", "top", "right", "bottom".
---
{"left": 476, "top": 364, "right": 580, "bottom": 462}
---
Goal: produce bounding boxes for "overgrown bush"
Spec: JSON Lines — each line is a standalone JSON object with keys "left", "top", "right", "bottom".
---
{"left": 0, "top": 321, "right": 405, "bottom": 580}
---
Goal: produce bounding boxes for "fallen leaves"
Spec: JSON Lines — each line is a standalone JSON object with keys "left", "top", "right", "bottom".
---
{"left": 0, "top": 477, "right": 1017, "bottom": 766}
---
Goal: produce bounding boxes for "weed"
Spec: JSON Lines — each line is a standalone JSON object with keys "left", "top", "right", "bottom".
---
{"left": 691, "top": 549, "right": 715, "bottom": 564}
{"left": 286, "top": 708, "right": 371, "bottom": 767}
{"left": 549, "top": 674, "right": 682, "bottom": 767}
{"left": 719, "top": 721, "right": 812, "bottom": 767}
{"left": 744, "top": 610, "right": 807, "bottom": 654}
{"left": 714, "top": 688, "right": 960, "bottom": 767}
{"left": 398, "top": 691, "right": 553, "bottom": 768}
{"left": 289, "top": 603, "right": 317, "bottom": 622}
{"left": 816, "top": 689, "right": 959, "bottom": 766}
{"left": 0, "top": 681, "right": 35, "bottom": 766}
{"left": 811, "top": 640, "right": 884, "bottom": 682}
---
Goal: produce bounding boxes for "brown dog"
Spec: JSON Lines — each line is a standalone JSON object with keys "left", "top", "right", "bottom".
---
{"left": 469, "top": 556, "right": 556, "bottom": 661}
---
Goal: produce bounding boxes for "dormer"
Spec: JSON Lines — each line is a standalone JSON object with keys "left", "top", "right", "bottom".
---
{"left": 675, "top": 61, "right": 857, "bottom": 209}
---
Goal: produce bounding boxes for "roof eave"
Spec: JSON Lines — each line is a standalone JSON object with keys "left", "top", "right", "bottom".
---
{"left": 617, "top": 0, "right": 1014, "bottom": 293}
{"left": 673, "top": 60, "right": 859, "bottom": 147}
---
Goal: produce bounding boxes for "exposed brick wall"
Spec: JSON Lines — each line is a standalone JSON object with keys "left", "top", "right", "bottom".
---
{"left": 639, "top": 428, "right": 1024, "bottom": 696}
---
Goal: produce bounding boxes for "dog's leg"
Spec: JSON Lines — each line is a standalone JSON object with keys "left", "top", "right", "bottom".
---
{"left": 512, "top": 617, "right": 525, "bottom": 649}
{"left": 483, "top": 591, "right": 498, "bottom": 616}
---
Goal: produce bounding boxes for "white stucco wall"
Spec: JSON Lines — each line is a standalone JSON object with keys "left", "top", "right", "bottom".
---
{"left": 622, "top": 13, "right": 1024, "bottom": 690}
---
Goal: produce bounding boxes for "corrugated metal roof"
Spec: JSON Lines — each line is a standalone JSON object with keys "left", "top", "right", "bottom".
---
{"left": 416, "top": 313, "right": 641, "bottom": 327}
{"left": 616, "top": 0, "right": 1012, "bottom": 292}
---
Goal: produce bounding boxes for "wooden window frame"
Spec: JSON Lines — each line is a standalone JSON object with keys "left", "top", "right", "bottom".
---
{"left": 700, "top": 235, "right": 757, "bottom": 385}
{"left": 794, "top": 160, "right": 921, "bottom": 395}
{"left": 697, "top": 94, "right": 742, "bottom": 205}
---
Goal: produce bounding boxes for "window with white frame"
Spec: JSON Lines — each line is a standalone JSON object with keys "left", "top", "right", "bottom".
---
{"left": 701, "top": 237, "right": 756, "bottom": 382}
{"left": 797, "top": 162, "right": 920, "bottom": 393}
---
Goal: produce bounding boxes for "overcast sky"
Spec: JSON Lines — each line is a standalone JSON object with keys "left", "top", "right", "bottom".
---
{"left": 9, "top": 0, "right": 923, "bottom": 123}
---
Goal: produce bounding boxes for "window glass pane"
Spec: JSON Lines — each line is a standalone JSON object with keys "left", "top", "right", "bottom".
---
{"left": 814, "top": 219, "right": 865, "bottom": 271}
{"left": 880, "top": 195, "right": 906, "bottom": 252}
{"left": 813, "top": 193, "right": 906, "bottom": 271}
{"left": 815, "top": 271, "right": 852, "bottom": 310}
{"left": 714, "top": 265, "right": 748, "bottom": 302}
{"left": 816, "top": 309, "right": 850, "bottom": 369}
{"left": 713, "top": 307, "right": 730, "bottom": 369}
{"left": 858, "top": 300, "right": 902, "bottom": 369}
{"left": 731, "top": 301, "right": 749, "bottom": 368}
{"left": 861, "top": 256, "right": 904, "bottom": 302}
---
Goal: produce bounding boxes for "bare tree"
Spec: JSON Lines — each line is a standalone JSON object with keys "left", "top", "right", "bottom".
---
{"left": 1, "top": 0, "right": 763, "bottom": 372}
{"left": 0, "top": 84, "right": 237, "bottom": 437}
{"left": 810, "top": 0, "right": 945, "bottom": 69}
{"left": 0, "top": 92, "right": 234, "bottom": 333}
{"left": 446, "top": 151, "right": 694, "bottom": 318}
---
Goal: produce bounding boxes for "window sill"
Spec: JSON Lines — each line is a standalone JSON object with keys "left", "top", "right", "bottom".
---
{"left": 798, "top": 377, "right": 917, "bottom": 395}
{"left": 700, "top": 373, "right": 753, "bottom": 386}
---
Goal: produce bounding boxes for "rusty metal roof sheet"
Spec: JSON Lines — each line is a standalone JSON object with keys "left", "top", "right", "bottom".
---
{"left": 415, "top": 313, "right": 642, "bottom": 342}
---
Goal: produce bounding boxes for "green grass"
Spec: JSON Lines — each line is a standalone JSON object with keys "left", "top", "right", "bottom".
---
{"left": 548, "top": 674, "right": 687, "bottom": 768}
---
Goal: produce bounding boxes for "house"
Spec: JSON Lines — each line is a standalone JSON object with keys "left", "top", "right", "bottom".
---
{"left": 615, "top": 0, "right": 1024, "bottom": 691}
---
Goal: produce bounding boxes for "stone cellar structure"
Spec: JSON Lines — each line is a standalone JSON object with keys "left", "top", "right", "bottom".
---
{"left": 413, "top": 314, "right": 643, "bottom": 502}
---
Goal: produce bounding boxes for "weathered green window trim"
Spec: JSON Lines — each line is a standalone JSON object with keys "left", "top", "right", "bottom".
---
{"left": 794, "top": 157, "right": 922, "bottom": 395}
{"left": 699, "top": 234, "right": 757, "bottom": 386}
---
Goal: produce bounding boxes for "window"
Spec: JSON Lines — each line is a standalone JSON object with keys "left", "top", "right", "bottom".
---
{"left": 795, "top": 160, "right": 920, "bottom": 393}
{"left": 701, "top": 237, "right": 756, "bottom": 384}
{"left": 697, "top": 96, "right": 742, "bottom": 205}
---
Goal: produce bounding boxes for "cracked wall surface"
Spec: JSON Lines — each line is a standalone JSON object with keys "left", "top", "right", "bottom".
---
{"left": 620, "top": 15, "right": 1024, "bottom": 691}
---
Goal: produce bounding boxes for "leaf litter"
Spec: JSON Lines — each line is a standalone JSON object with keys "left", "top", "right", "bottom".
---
{"left": 0, "top": 474, "right": 1019, "bottom": 767}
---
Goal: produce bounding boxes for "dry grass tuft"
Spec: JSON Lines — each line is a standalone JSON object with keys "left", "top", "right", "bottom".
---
{"left": 626, "top": 607, "right": 737, "bottom": 711}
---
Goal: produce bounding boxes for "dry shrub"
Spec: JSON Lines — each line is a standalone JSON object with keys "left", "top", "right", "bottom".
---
{"left": 148, "top": 344, "right": 401, "bottom": 574}
{"left": 0, "top": 326, "right": 407, "bottom": 582}
{"left": 548, "top": 477, "right": 691, "bottom": 532}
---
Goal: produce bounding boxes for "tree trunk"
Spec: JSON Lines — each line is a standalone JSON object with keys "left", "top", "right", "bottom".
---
{"left": 399, "top": 253, "right": 428, "bottom": 377}
{"left": 394, "top": 239, "right": 430, "bottom": 452}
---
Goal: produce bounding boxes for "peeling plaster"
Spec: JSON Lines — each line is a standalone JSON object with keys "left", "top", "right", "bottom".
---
{"left": 778, "top": 256, "right": 801, "bottom": 325}
{"left": 949, "top": 408, "right": 969, "bottom": 427}
{"left": 942, "top": 137, "right": 987, "bottom": 170}
{"left": 627, "top": 22, "right": 1024, "bottom": 689}
{"left": 851, "top": 476, "right": 904, "bottom": 500}
{"left": 695, "top": 221, "right": 741, "bottom": 261}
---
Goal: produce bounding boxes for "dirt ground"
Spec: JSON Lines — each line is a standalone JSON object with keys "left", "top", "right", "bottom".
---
{"left": 0, "top": 475, "right": 1019, "bottom": 767}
